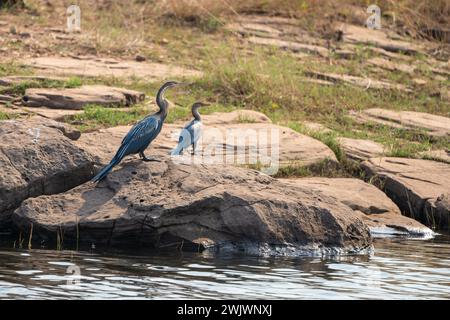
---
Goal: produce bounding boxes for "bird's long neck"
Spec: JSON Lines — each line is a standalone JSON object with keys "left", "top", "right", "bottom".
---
{"left": 192, "top": 105, "right": 201, "bottom": 121}
{"left": 156, "top": 85, "right": 170, "bottom": 119}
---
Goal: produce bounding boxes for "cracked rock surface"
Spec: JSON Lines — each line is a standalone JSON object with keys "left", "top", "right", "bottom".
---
{"left": 12, "top": 156, "right": 372, "bottom": 256}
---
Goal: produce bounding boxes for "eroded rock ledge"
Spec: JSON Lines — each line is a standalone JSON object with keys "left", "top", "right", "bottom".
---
{"left": 362, "top": 157, "right": 450, "bottom": 229}
{"left": 12, "top": 156, "right": 372, "bottom": 256}
{"left": 285, "top": 178, "right": 433, "bottom": 237}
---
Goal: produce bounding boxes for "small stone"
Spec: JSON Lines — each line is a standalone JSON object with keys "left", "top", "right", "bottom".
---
{"left": 135, "top": 54, "right": 146, "bottom": 62}
{"left": 19, "top": 32, "right": 31, "bottom": 38}
{"left": 413, "top": 78, "right": 427, "bottom": 85}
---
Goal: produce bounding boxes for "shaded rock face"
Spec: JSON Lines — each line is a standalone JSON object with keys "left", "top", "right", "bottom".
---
{"left": 12, "top": 157, "right": 372, "bottom": 256}
{"left": 362, "top": 158, "right": 450, "bottom": 229}
{"left": 23, "top": 85, "right": 145, "bottom": 110}
{"left": 285, "top": 178, "right": 433, "bottom": 237}
{"left": 0, "top": 118, "right": 94, "bottom": 228}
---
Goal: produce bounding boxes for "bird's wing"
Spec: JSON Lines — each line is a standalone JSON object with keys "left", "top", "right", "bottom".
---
{"left": 122, "top": 116, "right": 159, "bottom": 145}
{"left": 189, "top": 121, "right": 202, "bottom": 144}
{"left": 176, "top": 119, "right": 193, "bottom": 144}
{"left": 117, "top": 116, "right": 160, "bottom": 159}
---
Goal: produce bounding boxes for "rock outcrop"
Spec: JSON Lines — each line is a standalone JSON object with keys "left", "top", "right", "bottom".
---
{"left": 337, "top": 137, "right": 385, "bottom": 161}
{"left": 12, "top": 156, "right": 372, "bottom": 256}
{"left": 285, "top": 178, "right": 433, "bottom": 237}
{"left": 362, "top": 158, "right": 450, "bottom": 229}
{"left": 350, "top": 108, "right": 450, "bottom": 138}
{"left": 367, "top": 57, "right": 415, "bottom": 74}
{"left": 201, "top": 110, "right": 272, "bottom": 125}
{"left": 421, "top": 149, "right": 450, "bottom": 164}
{"left": 305, "top": 71, "right": 412, "bottom": 92}
{"left": 23, "top": 85, "right": 145, "bottom": 110}
{"left": 0, "top": 117, "right": 94, "bottom": 228}
{"left": 75, "top": 122, "right": 338, "bottom": 174}
{"left": 22, "top": 56, "right": 202, "bottom": 79}
{"left": 337, "top": 24, "right": 423, "bottom": 55}
{"left": 0, "top": 75, "right": 67, "bottom": 86}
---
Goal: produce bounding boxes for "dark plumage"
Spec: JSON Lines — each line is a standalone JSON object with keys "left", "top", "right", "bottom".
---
{"left": 92, "top": 81, "right": 180, "bottom": 182}
{"left": 171, "top": 102, "right": 208, "bottom": 156}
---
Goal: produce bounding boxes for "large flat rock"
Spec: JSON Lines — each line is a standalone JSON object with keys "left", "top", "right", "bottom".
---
{"left": 247, "top": 37, "right": 329, "bottom": 57}
{"left": 201, "top": 110, "right": 272, "bottom": 125}
{"left": 12, "top": 156, "right": 372, "bottom": 256}
{"left": 75, "top": 122, "right": 337, "bottom": 174}
{"left": 23, "top": 85, "right": 145, "bottom": 110}
{"left": 21, "top": 56, "right": 202, "bottom": 79}
{"left": 285, "top": 178, "right": 433, "bottom": 237}
{"left": 421, "top": 149, "right": 450, "bottom": 164}
{"left": 21, "top": 107, "right": 83, "bottom": 121}
{"left": 367, "top": 57, "right": 415, "bottom": 74}
{"left": 0, "top": 117, "right": 94, "bottom": 227}
{"left": 305, "top": 71, "right": 412, "bottom": 92}
{"left": 338, "top": 24, "right": 423, "bottom": 55}
{"left": 361, "top": 157, "right": 450, "bottom": 229}
{"left": 338, "top": 137, "right": 385, "bottom": 161}
{"left": 226, "top": 16, "right": 328, "bottom": 57}
{"left": 350, "top": 108, "right": 450, "bottom": 138}
{"left": 0, "top": 76, "right": 67, "bottom": 87}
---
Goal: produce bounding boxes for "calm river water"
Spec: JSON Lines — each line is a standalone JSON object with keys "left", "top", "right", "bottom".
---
{"left": 0, "top": 234, "right": 449, "bottom": 299}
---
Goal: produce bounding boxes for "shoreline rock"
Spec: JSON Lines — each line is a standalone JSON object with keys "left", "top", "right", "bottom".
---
{"left": 12, "top": 156, "right": 373, "bottom": 256}
{"left": 284, "top": 177, "right": 433, "bottom": 237}
{"left": 0, "top": 117, "right": 94, "bottom": 229}
{"left": 362, "top": 157, "right": 450, "bottom": 229}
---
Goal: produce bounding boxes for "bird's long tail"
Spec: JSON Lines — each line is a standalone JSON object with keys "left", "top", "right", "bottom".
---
{"left": 170, "top": 143, "right": 184, "bottom": 156}
{"left": 92, "top": 160, "right": 117, "bottom": 183}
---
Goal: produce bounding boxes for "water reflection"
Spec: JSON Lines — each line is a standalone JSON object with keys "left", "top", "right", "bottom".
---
{"left": 0, "top": 235, "right": 449, "bottom": 299}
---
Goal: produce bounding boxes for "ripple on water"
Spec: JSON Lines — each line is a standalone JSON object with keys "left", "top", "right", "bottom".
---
{"left": 0, "top": 235, "right": 449, "bottom": 299}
